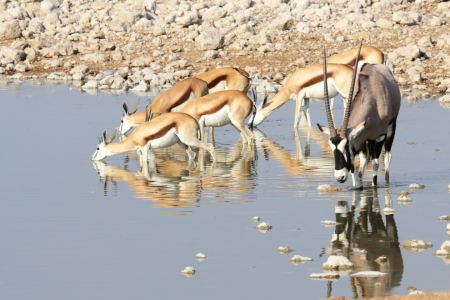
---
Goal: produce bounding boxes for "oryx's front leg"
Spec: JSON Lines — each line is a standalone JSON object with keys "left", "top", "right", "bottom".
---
{"left": 349, "top": 146, "right": 363, "bottom": 189}
{"left": 358, "top": 143, "right": 368, "bottom": 179}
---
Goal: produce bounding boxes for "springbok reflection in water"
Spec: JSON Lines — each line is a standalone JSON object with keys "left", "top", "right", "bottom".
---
{"left": 92, "top": 140, "right": 257, "bottom": 214}
{"left": 319, "top": 188, "right": 403, "bottom": 298}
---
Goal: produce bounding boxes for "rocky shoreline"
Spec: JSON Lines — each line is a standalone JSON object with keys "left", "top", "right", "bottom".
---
{"left": 1, "top": 0, "right": 450, "bottom": 99}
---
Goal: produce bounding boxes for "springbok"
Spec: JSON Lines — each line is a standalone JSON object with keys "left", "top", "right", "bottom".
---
{"left": 93, "top": 112, "right": 217, "bottom": 170}
{"left": 327, "top": 45, "right": 385, "bottom": 66}
{"left": 194, "top": 67, "right": 252, "bottom": 93}
{"left": 317, "top": 43, "right": 401, "bottom": 188}
{"left": 180, "top": 90, "right": 258, "bottom": 146}
{"left": 249, "top": 63, "right": 355, "bottom": 128}
{"left": 119, "top": 77, "right": 209, "bottom": 134}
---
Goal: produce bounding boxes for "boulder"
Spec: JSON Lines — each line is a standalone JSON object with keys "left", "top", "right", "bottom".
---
{"left": 195, "top": 27, "right": 224, "bottom": 50}
{"left": 8, "top": 7, "right": 29, "bottom": 20}
{"left": 202, "top": 6, "right": 227, "bottom": 21}
{"left": 70, "top": 64, "right": 90, "bottom": 74}
{"left": 40, "top": 1, "right": 60, "bottom": 17}
{"left": 269, "top": 17, "right": 294, "bottom": 30}
{"left": 376, "top": 18, "right": 393, "bottom": 29}
{"left": 394, "top": 45, "right": 420, "bottom": 60}
{"left": 175, "top": 11, "right": 199, "bottom": 27}
{"left": 1, "top": 46, "right": 26, "bottom": 61}
{"left": 0, "top": 10, "right": 13, "bottom": 22}
{"left": 118, "top": 10, "right": 142, "bottom": 24}
{"left": 82, "top": 53, "right": 109, "bottom": 63}
{"left": 249, "top": 34, "right": 270, "bottom": 46}
{"left": 53, "top": 43, "right": 74, "bottom": 56}
{"left": 264, "top": 0, "right": 284, "bottom": 9}
{"left": 0, "top": 20, "right": 22, "bottom": 40}
{"left": 28, "top": 19, "right": 45, "bottom": 33}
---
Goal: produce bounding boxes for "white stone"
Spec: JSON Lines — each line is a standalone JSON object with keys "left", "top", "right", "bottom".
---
{"left": 323, "top": 255, "right": 354, "bottom": 270}
{"left": 0, "top": 20, "right": 22, "bottom": 40}
{"left": 131, "top": 81, "right": 148, "bottom": 92}
{"left": 40, "top": 1, "right": 60, "bottom": 17}
{"left": 195, "top": 27, "right": 223, "bottom": 50}
{"left": 82, "top": 80, "right": 99, "bottom": 90}
{"left": 438, "top": 216, "right": 450, "bottom": 221}
{"left": 255, "top": 222, "right": 272, "bottom": 230}
{"left": 118, "top": 10, "right": 142, "bottom": 24}
{"left": 290, "top": 255, "right": 312, "bottom": 262}
{"left": 70, "top": 64, "right": 90, "bottom": 74}
{"left": 1, "top": 46, "right": 26, "bottom": 61}
{"left": 72, "top": 72, "right": 85, "bottom": 80}
{"left": 320, "top": 220, "right": 340, "bottom": 226}
{"left": 176, "top": 11, "right": 199, "bottom": 27}
{"left": 433, "top": 249, "right": 450, "bottom": 256}
{"left": 202, "top": 6, "right": 227, "bottom": 21}
{"left": 402, "top": 239, "right": 432, "bottom": 248}
{"left": 408, "top": 183, "right": 425, "bottom": 189}
{"left": 181, "top": 266, "right": 195, "bottom": 275}
{"left": 195, "top": 253, "right": 206, "bottom": 259}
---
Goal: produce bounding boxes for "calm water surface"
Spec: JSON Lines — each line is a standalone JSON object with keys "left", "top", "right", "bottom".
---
{"left": 0, "top": 78, "right": 449, "bottom": 300}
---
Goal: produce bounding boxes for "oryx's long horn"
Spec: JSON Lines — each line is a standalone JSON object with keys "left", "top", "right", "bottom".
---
{"left": 130, "top": 98, "right": 140, "bottom": 114}
{"left": 107, "top": 128, "right": 117, "bottom": 144}
{"left": 323, "top": 47, "right": 337, "bottom": 137}
{"left": 341, "top": 40, "right": 363, "bottom": 138}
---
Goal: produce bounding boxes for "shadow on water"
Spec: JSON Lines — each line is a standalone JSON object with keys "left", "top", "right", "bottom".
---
{"left": 319, "top": 188, "right": 404, "bottom": 299}
{"left": 92, "top": 139, "right": 259, "bottom": 214}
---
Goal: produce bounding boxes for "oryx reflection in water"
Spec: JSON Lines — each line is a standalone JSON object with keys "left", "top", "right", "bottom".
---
{"left": 92, "top": 139, "right": 258, "bottom": 213}
{"left": 319, "top": 188, "right": 404, "bottom": 299}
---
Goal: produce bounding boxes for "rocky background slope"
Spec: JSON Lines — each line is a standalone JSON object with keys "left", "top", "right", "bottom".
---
{"left": 1, "top": 0, "right": 450, "bottom": 96}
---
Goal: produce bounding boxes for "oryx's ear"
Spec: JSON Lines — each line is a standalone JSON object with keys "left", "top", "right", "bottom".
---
{"left": 102, "top": 129, "right": 107, "bottom": 143}
{"left": 350, "top": 119, "right": 368, "bottom": 139}
{"left": 108, "top": 128, "right": 118, "bottom": 144}
{"left": 317, "top": 123, "right": 331, "bottom": 136}
{"left": 130, "top": 98, "right": 140, "bottom": 114}
{"left": 123, "top": 100, "right": 129, "bottom": 115}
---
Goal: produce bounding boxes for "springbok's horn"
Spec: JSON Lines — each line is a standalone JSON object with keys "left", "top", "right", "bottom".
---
{"left": 341, "top": 40, "right": 363, "bottom": 138}
{"left": 323, "top": 47, "right": 337, "bottom": 137}
{"left": 107, "top": 128, "right": 117, "bottom": 144}
{"left": 145, "top": 105, "right": 149, "bottom": 122}
{"left": 102, "top": 129, "right": 107, "bottom": 143}
{"left": 130, "top": 98, "right": 140, "bottom": 114}
{"left": 122, "top": 100, "right": 129, "bottom": 114}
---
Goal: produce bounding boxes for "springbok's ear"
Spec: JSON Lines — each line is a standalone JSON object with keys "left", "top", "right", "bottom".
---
{"left": 123, "top": 100, "right": 129, "bottom": 115}
{"left": 102, "top": 129, "right": 107, "bottom": 143}
{"left": 108, "top": 128, "right": 118, "bottom": 144}
{"left": 130, "top": 98, "right": 140, "bottom": 114}
{"left": 150, "top": 112, "right": 154, "bottom": 120}
{"left": 259, "top": 95, "right": 268, "bottom": 109}
{"left": 317, "top": 123, "right": 331, "bottom": 136}
{"left": 350, "top": 119, "right": 368, "bottom": 139}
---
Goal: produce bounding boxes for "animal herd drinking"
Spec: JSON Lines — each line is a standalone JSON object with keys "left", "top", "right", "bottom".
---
{"left": 92, "top": 42, "right": 401, "bottom": 190}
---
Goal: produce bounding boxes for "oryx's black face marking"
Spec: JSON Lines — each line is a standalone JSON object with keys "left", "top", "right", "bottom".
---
{"left": 329, "top": 136, "right": 353, "bottom": 183}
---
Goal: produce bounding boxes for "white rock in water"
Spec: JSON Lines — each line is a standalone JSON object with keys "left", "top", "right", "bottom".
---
{"left": 409, "top": 183, "right": 425, "bottom": 189}
{"left": 351, "top": 271, "right": 388, "bottom": 277}
{"left": 290, "top": 255, "right": 312, "bottom": 262}
{"left": 309, "top": 272, "right": 340, "bottom": 280}
{"left": 438, "top": 216, "right": 450, "bottom": 221}
{"left": 277, "top": 246, "right": 295, "bottom": 254}
{"left": 447, "top": 224, "right": 450, "bottom": 233}
{"left": 409, "top": 290, "right": 425, "bottom": 295}
{"left": 440, "top": 240, "right": 450, "bottom": 252}
{"left": 320, "top": 220, "right": 340, "bottom": 226}
{"left": 249, "top": 216, "right": 260, "bottom": 222}
{"left": 322, "top": 255, "right": 354, "bottom": 270}
{"left": 82, "top": 80, "right": 99, "bottom": 90}
{"left": 398, "top": 195, "right": 412, "bottom": 203}
{"left": 402, "top": 239, "right": 433, "bottom": 249}
{"left": 447, "top": 183, "right": 450, "bottom": 190}
{"left": 131, "top": 81, "right": 148, "bottom": 92}
{"left": 255, "top": 222, "right": 272, "bottom": 230}
{"left": 433, "top": 249, "right": 450, "bottom": 256}
{"left": 317, "top": 184, "right": 342, "bottom": 192}
{"left": 381, "top": 207, "right": 396, "bottom": 214}
{"left": 181, "top": 266, "right": 195, "bottom": 276}
{"left": 195, "top": 253, "right": 206, "bottom": 261}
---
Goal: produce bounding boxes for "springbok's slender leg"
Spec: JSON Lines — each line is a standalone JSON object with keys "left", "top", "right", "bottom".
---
{"left": 304, "top": 98, "right": 311, "bottom": 127}
{"left": 229, "top": 117, "right": 254, "bottom": 148}
{"left": 384, "top": 117, "right": 397, "bottom": 182}
{"left": 330, "top": 97, "right": 334, "bottom": 110}
{"left": 178, "top": 141, "right": 197, "bottom": 170}
{"left": 178, "top": 133, "right": 217, "bottom": 161}
{"left": 210, "top": 127, "right": 215, "bottom": 146}
{"left": 141, "top": 144, "right": 150, "bottom": 178}
{"left": 203, "top": 126, "right": 208, "bottom": 142}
